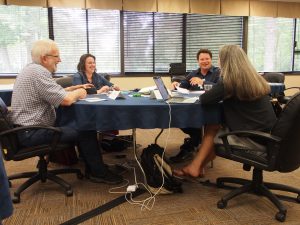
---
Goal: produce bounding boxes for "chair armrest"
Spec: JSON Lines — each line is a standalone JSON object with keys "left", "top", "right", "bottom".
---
{"left": 218, "top": 130, "right": 281, "bottom": 143}
{"left": 0, "top": 125, "right": 62, "bottom": 150}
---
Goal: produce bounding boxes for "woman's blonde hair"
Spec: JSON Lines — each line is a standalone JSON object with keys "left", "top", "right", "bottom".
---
{"left": 219, "top": 45, "right": 270, "bottom": 101}
{"left": 31, "top": 39, "right": 58, "bottom": 64}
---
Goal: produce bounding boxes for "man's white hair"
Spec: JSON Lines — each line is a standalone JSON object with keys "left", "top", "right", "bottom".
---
{"left": 31, "top": 39, "right": 58, "bottom": 64}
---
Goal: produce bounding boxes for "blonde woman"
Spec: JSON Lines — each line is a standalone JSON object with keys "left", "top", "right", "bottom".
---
{"left": 174, "top": 45, "right": 277, "bottom": 178}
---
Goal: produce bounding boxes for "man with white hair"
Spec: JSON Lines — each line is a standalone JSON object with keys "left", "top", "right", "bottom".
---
{"left": 10, "top": 39, "right": 123, "bottom": 184}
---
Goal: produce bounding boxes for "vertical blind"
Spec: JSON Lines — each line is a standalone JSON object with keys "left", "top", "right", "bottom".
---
{"left": 294, "top": 19, "right": 300, "bottom": 71}
{"left": 52, "top": 8, "right": 87, "bottom": 73}
{"left": 88, "top": 9, "right": 120, "bottom": 73}
{"left": 186, "top": 14, "right": 243, "bottom": 71}
{"left": 248, "top": 16, "right": 294, "bottom": 72}
{"left": 154, "top": 13, "right": 183, "bottom": 73}
{"left": 0, "top": 5, "right": 48, "bottom": 73}
{"left": 124, "top": 11, "right": 154, "bottom": 73}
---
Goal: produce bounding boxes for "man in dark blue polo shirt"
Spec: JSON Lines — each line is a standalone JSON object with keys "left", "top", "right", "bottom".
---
{"left": 170, "top": 49, "right": 220, "bottom": 163}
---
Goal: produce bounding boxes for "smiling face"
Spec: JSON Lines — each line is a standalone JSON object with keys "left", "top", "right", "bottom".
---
{"left": 41, "top": 48, "right": 61, "bottom": 73}
{"left": 84, "top": 56, "right": 96, "bottom": 75}
{"left": 198, "top": 53, "right": 212, "bottom": 71}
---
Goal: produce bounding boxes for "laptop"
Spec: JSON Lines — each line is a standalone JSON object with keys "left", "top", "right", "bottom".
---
{"left": 153, "top": 76, "right": 198, "bottom": 104}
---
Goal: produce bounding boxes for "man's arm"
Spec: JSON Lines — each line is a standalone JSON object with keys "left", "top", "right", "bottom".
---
{"left": 61, "top": 88, "right": 87, "bottom": 106}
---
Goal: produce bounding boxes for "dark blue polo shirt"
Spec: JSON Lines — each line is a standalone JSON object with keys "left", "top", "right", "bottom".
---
{"left": 180, "top": 66, "right": 220, "bottom": 90}
{"left": 0, "top": 150, "right": 13, "bottom": 221}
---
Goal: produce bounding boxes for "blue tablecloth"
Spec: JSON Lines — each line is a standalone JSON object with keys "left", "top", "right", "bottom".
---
{"left": 0, "top": 151, "right": 13, "bottom": 221}
{"left": 57, "top": 94, "right": 222, "bottom": 131}
{"left": 269, "top": 83, "right": 285, "bottom": 95}
{"left": 0, "top": 90, "right": 12, "bottom": 107}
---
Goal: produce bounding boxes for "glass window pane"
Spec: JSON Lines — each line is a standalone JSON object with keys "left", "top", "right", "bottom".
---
{"left": 154, "top": 13, "right": 183, "bottom": 73}
{"left": 53, "top": 8, "right": 87, "bottom": 73}
{"left": 186, "top": 14, "right": 243, "bottom": 71}
{"left": 124, "top": 11, "right": 153, "bottom": 73}
{"left": 88, "top": 9, "right": 120, "bottom": 73}
{"left": 294, "top": 19, "right": 300, "bottom": 71}
{"left": 0, "top": 5, "right": 48, "bottom": 74}
{"left": 248, "top": 17, "right": 294, "bottom": 72}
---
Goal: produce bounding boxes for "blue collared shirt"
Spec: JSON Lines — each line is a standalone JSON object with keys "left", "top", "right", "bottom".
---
{"left": 73, "top": 72, "right": 113, "bottom": 90}
{"left": 180, "top": 66, "right": 220, "bottom": 90}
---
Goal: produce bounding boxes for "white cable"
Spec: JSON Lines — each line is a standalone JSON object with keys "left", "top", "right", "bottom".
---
{"left": 109, "top": 103, "right": 172, "bottom": 211}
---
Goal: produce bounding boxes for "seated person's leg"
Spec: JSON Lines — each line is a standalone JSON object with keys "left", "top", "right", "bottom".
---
{"left": 170, "top": 128, "right": 202, "bottom": 163}
{"left": 77, "top": 130, "right": 123, "bottom": 184}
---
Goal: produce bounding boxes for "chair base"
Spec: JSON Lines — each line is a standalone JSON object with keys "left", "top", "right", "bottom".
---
{"left": 216, "top": 168, "right": 300, "bottom": 222}
{"left": 8, "top": 157, "right": 83, "bottom": 203}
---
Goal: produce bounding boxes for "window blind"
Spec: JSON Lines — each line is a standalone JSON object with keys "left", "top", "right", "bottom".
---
{"left": 88, "top": 9, "right": 120, "bottom": 73}
{"left": 154, "top": 13, "right": 183, "bottom": 73}
{"left": 124, "top": 11, "right": 154, "bottom": 73}
{"left": 294, "top": 19, "right": 300, "bottom": 71}
{"left": 52, "top": 8, "right": 87, "bottom": 73}
{"left": 186, "top": 14, "right": 243, "bottom": 71}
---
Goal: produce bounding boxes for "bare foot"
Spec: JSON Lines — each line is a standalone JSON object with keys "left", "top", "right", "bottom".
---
{"left": 173, "top": 164, "right": 204, "bottom": 178}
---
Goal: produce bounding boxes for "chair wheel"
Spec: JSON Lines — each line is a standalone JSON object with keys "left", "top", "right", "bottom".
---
{"left": 66, "top": 189, "right": 73, "bottom": 197}
{"left": 77, "top": 172, "right": 84, "bottom": 179}
{"left": 12, "top": 194, "right": 20, "bottom": 204}
{"left": 217, "top": 199, "right": 227, "bottom": 209}
{"left": 296, "top": 194, "right": 300, "bottom": 203}
{"left": 275, "top": 212, "right": 286, "bottom": 222}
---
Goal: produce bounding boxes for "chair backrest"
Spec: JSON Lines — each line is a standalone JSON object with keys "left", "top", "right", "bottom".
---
{"left": 262, "top": 72, "right": 285, "bottom": 83}
{"left": 0, "top": 97, "right": 19, "bottom": 161}
{"left": 169, "top": 63, "right": 186, "bottom": 76}
{"left": 271, "top": 92, "right": 300, "bottom": 172}
{"left": 55, "top": 75, "right": 73, "bottom": 88}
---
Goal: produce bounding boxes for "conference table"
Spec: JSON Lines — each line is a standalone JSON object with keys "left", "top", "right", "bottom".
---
{"left": 0, "top": 84, "right": 13, "bottom": 106}
{"left": 57, "top": 93, "right": 222, "bottom": 131}
{"left": 0, "top": 82, "right": 286, "bottom": 107}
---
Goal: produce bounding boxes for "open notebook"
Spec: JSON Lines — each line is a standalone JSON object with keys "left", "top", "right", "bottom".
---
{"left": 153, "top": 76, "right": 198, "bottom": 104}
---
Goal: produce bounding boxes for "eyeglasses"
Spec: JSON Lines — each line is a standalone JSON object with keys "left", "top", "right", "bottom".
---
{"left": 46, "top": 54, "right": 60, "bottom": 58}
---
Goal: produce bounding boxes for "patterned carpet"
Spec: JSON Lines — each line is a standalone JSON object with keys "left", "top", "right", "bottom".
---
{"left": 3, "top": 129, "right": 300, "bottom": 225}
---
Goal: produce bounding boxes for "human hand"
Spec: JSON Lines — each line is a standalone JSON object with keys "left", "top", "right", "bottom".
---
{"left": 112, "top": 85, "right": 120, "bottom": 91}
{"left": 82, "top": 83, "right": 94, "bottom": 89}
{"left": 78, "top": 88, "right": 87, "bottom": 99}
{"left": 189, "top": 77, "right": 203, "bottom": 86}
{"left": 171, "top": 81, "right": 179, "bottom": 89}
{"left": 97, "top": 85, "right": 110, "bottom": 93}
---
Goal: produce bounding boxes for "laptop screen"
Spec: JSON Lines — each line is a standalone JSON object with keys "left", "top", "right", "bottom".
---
{"left": 153, "top": 76, "right": 170, "bottom": 101}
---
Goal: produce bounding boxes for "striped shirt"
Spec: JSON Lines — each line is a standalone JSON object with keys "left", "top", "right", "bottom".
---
{"left": 10, "top": 63, "right": 67, "bottom": 126}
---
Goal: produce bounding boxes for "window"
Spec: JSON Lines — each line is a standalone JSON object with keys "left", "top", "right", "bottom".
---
{"left": 124, "top": 11, "right": 183, "bottom": 73}
{"left": 0, "top": 5, "right": 48, "bottom": 74}
{"left": 88, "top": 9, "right": 120, "bottom": 73}
{"left": 124, "top": 11, "right": 154, "bottom": 73}
{"left": 294, "top": 19, "right": 300, "bottom": 71}
{"left": 154, "top": 13, "right": 183, "bottom": 73}
{"left": 52, "top": 8, "right": 87, "bottom": 73}
{"left": 186, "top": 14, "right": 243, "bottom": 71}
{"left": 248, "top": 17, "right": 294, "bottom": 72}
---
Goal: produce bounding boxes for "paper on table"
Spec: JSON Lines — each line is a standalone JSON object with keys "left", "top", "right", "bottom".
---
{"left": 175, "top": 86, "right": 189, "bottom": 94}
{"left": 138, "top": 86, "right": 157, "bottom": 94}
{"left": 81, "top": 98, "right": 107, "bottom": 102}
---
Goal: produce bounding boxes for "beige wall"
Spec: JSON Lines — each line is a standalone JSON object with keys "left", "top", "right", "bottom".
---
{"left": 1, "top": 76, "right": 300, "bottom": 94}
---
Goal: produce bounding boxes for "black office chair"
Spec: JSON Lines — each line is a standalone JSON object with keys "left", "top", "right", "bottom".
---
{"left": 214, "top": 92, "right": 300, "bottom": 222}
{"left": 262, "top": 72, "right": 300, "bottom": 106}
{"left": 0, "top": 98, "right": 83, "bottom": 203}
{"left": 169, "top": 63, "right": 186, "bottom": 82}
{"left": 55, "top": 75, "right": 73, "bottom": 88}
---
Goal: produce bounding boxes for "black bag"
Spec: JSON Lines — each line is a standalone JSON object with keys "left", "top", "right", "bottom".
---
{"left": 101, "top": 138, "right": 128, "bottom": 152}
{"left": 140, "top": 144, "right": 182, "bottom": 194}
